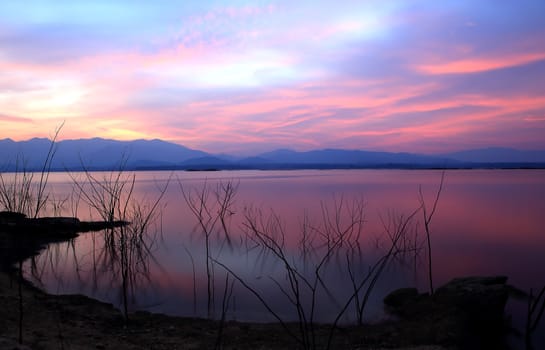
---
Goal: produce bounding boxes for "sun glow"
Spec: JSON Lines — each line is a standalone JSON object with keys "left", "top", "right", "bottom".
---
{"left": 3, "top": 78, "right": 87, "bottom": 119}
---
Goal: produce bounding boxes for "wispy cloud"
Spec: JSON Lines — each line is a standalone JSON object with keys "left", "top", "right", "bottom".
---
{"left": 1, "top": 0, "right": 545, "bottom": 153}
{"left": 415, "top": 52, "right": 545, "bottom": 75}
{"left": 0, "top": 114, "right": 33, "bottom": 123}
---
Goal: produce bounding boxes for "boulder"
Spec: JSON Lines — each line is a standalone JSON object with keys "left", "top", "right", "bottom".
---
{"left": 383, "top": 276, "right": 510, "bottom": 349}
{"left": 0, "top": 211, "right": 27, "bottom": 224}
{"left": 383, "top": 287, "right": 420, "bottom": 313}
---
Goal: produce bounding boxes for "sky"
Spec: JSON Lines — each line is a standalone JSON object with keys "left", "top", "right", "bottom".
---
{"left": 1, "top": 0, "right": 545, "bottom": 155}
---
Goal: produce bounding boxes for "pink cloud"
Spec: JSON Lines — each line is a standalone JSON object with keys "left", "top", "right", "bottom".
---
{"left": 415, "top": 52, "right": 545, "bottom": 75}
{"left": 0, "top": 114, "right": 33, "bottom": 123}
{"left": 523, "top": 116, "right": 545, "bottom": 122}
{"left": 127, "top": 75, "right": 545, "bottom": 153}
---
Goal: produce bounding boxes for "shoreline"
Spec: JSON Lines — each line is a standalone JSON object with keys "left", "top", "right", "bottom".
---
{"left": 0, "top": 269, "right": 451, "bottom": 350}
{"left": 1, "top": 220, "right": 513, "bottom": 349}
{"left": 1, "top": 276, "right": 515, "bottom": 350}
{"left": 0, "top": 227, "right": 443, "bottom": 349}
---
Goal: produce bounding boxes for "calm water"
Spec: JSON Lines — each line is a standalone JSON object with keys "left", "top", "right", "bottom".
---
{"left": 22, "top": 169, "right": 545, "bottom": 344}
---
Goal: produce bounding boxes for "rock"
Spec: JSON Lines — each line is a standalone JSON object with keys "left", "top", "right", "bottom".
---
{"left": 0, "top": 211, "right": 26, "bottom": 224}
{"left": 1, "top": 213, "right": 129, "bottom": 271}
{"left": 33, "top": 217, "right": 81, "bottom": 225}
{"left": 384, "top": 287, "right": 420, "bottom": 314}
{"left": 383, "top": 276, "right": 510, "bottom": 349}
{"left": 1, "top": 214, "right": 128, "bottom": 238}
{"left": 439, "top": 275, "right": 507, "bottom": 288}
{"left": 434, "top": 276, "right": 509, "bottom": 326}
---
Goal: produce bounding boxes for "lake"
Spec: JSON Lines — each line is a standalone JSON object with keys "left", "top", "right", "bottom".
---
{"left": 21, "top": 169, "right": 545, "bottom": 344}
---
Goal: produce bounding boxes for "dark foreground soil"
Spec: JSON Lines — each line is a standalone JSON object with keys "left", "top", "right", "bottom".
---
{"left": 1, "top": 270, "right": 451, "bottom": 350}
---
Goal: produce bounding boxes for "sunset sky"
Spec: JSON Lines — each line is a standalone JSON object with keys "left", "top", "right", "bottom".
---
{"left": 1, "top": 0, "right": 545, "bottom": 155}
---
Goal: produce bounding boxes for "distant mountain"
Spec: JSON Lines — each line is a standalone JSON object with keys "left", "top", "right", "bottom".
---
{"left": 253, "top": 148, "right": 454, "bottom": 166}
{"left": 442, "top": 147, "right": 545, "bottom": 163}
{"left": 238, "top": 156, "right": 274, "bottom": 164}
{"left": 1, "top": 138, "right": 545, "bottom": 171}
{"left": 0, "top": 138, "right": 209, "bottom": 171}
{"left": 0, "top": 138, "right": 56, "bottom": 170}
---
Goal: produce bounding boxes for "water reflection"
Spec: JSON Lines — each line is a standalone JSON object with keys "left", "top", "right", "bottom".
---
{"left": 23, "top": 169, "right": 545, "bottom": 344}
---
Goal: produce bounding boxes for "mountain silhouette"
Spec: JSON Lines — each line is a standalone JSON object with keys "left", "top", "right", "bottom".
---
{"left": 1, "top": 138, "right": 544, "bottom": 171}
{"left": 441, "top": 147, "right": 545, "bottom": 163}
{"left": 0, "top": 138, "right": 208, "bottom": 170}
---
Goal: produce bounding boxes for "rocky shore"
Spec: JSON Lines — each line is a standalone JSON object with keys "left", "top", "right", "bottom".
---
{"left": 1, "top": 211, "right": 515, "bottom": 349}
{"left": 0, "top": 211, "right": 128, "bottom": 270}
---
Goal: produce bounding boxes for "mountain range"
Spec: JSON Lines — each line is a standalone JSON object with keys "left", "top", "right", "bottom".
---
{"left": 1, "top": 138, "right": 545, "bottom": 171}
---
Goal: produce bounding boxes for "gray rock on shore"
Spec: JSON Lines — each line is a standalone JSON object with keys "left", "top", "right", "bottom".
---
{"left": 383, "top": 276, "right": 510, "bottom": 348}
